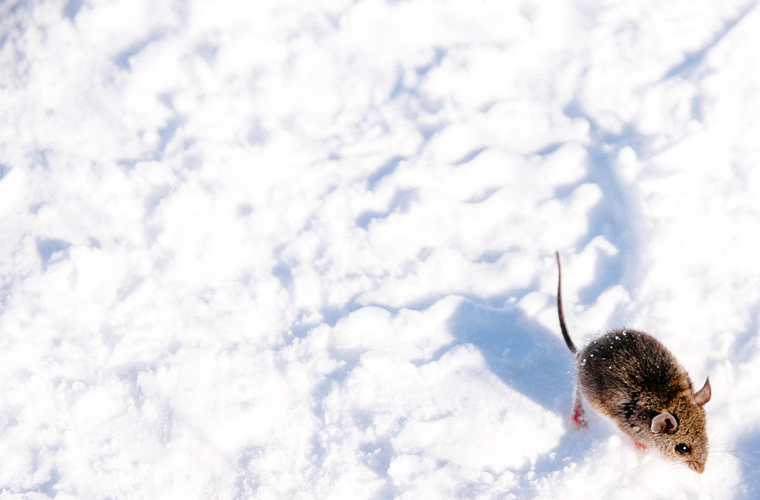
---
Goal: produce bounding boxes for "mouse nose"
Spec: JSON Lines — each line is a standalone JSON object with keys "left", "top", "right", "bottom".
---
{"left": 688, "top": 460, "right": 705, "bottom": 474}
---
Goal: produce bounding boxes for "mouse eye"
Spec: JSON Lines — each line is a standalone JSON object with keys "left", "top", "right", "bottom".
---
{"left": 675, "top": 443, "right": 691, "bottom": 455}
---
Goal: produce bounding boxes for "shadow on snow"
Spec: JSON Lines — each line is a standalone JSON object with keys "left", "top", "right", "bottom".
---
{"left": 447, "top": 299, "right": 575, "bottom": 414}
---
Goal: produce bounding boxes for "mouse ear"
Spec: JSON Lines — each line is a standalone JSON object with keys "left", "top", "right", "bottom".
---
{"left": 651, "top": 412, "right": 678, "bottom": 434}
{"left": 693, "top": 377, "right": 711, "bottom": 406}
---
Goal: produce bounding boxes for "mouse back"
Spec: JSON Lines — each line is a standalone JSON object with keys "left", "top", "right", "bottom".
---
{"left": 578, "top": 329, "right": 687, "bottom": 412}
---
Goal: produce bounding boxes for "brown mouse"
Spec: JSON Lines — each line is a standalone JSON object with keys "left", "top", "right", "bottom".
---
{"left": 556, "top": 252, "right": 711, "bottom": 473}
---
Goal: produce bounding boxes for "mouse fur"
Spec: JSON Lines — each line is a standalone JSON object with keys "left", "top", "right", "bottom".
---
{"left": 556, "top": 252, "right": 711, "bottom": 473}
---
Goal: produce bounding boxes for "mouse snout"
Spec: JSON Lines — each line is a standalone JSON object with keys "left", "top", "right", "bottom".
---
{"left": 688, "top": 460, "right": 705, "bottom": 474}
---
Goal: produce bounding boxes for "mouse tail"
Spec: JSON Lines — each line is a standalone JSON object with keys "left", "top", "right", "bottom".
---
{"left": 556, "top": 251, "right": 577, "bottom": 355}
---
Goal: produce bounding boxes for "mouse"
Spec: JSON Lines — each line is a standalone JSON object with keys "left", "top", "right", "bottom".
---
{"left": 555, "top": 252, "right": 711, "bottom": 473}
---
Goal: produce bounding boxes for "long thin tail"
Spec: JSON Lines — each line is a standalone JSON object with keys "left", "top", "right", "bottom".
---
{"left": 556, "top": 251, "right": 576, "bottom": 354}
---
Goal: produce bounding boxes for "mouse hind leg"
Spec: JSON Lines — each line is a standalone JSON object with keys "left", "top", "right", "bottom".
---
{"left": 571, "top": 385, "right": 588, "bottom": 429}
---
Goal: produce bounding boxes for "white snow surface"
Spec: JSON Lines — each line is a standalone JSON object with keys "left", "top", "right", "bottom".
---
{"left": 0, "top": 0, "right": 759, "bottom": 498}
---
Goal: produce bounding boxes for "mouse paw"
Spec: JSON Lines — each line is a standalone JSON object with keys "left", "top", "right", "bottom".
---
{"left": 571, "top": 395, "right": 588, "bottom": 429}
{"left": 632, "top": 440, "right": 647, "bottom": 451}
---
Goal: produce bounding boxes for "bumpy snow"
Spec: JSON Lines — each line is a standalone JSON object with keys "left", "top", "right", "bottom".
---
{"left": 1, "top": 0, "right": 759, "bottom": 498}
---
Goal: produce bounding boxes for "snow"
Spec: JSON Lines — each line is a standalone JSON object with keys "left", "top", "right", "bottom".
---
{"left": 0, "top": 0, "right": 759, "bottom": 498}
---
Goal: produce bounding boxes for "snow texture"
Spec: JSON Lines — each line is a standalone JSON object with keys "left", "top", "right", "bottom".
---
{"left": 0, "top": 0, "right": 759, "bottom": 498}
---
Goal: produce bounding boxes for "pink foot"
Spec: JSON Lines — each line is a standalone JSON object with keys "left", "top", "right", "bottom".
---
{"left": 633, "top": 440, "right": 647, "bottom": 451}
{"left": 571, "top": 394, "right": 588, "bottom": 429}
